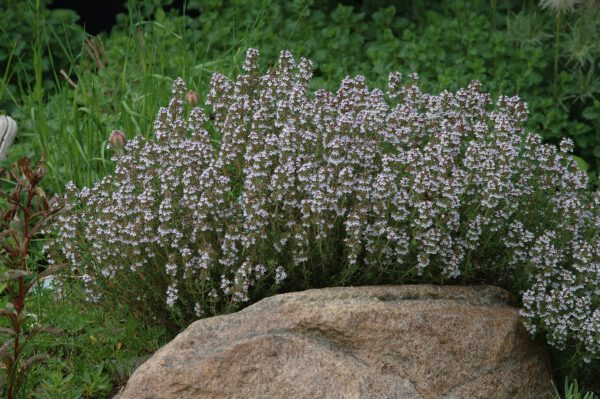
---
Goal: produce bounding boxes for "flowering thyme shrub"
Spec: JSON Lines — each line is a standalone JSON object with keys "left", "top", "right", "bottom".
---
{"left": 50, "top": 49, "right": 599, "bottom": 360}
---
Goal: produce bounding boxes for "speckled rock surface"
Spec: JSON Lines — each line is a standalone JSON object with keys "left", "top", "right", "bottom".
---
{"left": 115, "top": 285, "right": 553, "bottom": 399}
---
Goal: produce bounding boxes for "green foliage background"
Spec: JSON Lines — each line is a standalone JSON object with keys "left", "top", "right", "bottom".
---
{"left": 0, "top": 0, "right": 84, "bottom": 115}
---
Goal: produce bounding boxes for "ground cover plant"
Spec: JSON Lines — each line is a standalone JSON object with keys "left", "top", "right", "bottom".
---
{"left": 21, "top": 283, "right": 166, "bottom": 398}
{"left": 50, "top": 49, "right": 600, "bottom": 395}
{"left": 0, "top": 278, "right": 168, "bottom": 398}
{"left": 2, "top": 0, "right": 600, "bottom": 396}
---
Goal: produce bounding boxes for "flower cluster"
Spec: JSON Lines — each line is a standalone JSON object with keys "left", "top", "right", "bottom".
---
{"left": 51, "top": 49, "right": 599, "bottom": 359}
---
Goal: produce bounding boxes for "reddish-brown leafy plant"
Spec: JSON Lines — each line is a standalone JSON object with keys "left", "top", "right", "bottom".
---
{"left": 0, "top": 156, "right": 62, "bottom": 399}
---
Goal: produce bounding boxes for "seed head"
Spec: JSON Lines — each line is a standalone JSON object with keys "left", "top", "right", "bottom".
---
{"left": 539, "top": 0, "right": 580, "bottom": 13}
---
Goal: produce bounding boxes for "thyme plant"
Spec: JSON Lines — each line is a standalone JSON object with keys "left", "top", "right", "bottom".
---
{"left": 50, "top": 49, "right": 599, "bottom": 361}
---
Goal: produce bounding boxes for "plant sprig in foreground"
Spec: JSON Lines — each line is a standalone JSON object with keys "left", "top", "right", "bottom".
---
{"left": 0, "top": 156, "right": 62, "bottom": 399}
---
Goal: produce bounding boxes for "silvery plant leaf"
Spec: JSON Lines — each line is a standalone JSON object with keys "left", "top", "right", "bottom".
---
{"left": 0, "top": 115, "right": 18, "bottom": 161}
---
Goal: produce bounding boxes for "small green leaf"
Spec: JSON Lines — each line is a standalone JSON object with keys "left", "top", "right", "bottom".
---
{"left": 572, "top": 155, "right": 589, "bottom": 171}
{"left": 582, "top": 106, "right": 599, "bottom": 120}
{"left": 155, "top": 7, "right": 166, "bottom": 23}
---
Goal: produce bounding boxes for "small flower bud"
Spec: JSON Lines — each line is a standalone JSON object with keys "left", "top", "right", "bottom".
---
{"left": 109, "top": 130, "right": 126, "bottom": 149}
{"left": 35, "top": 163, "right": 47, "bottom": 180}
{"left": 185, "top": 90, "right": 200, "bottom": 106}
{"left": 0, "top": 115, "right": 18, "bottom": 161}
